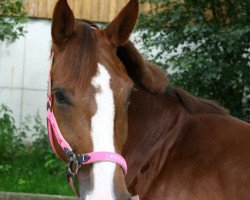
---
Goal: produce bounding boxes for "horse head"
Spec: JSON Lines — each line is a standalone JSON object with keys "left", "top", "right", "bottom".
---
{"left": 49, "top": 0, "right": 168, "bottom": 199}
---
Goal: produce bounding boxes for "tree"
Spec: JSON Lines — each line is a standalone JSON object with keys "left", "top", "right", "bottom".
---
{"left": 0, "top": 0, "right": 27, "bottom": 41}
{"left": 137, "top": 0, "right": 250, "bottom": 122}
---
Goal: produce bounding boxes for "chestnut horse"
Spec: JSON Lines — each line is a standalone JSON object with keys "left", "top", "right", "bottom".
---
{"left": 49, "top": 0, "right": 250, "bottom": 199}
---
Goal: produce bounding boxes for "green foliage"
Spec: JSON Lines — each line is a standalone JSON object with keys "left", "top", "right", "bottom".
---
{"left": 0, "top": 104, "right": 22, "bottom": 160}
{"left": 137, "top": 0, "right": 250, "bottom": 121}
{"left": 0, "top": 104, "right": 71, "bottom": 195}
{"left": 32, "top": 113, "right": 63, "bottom": 173}
{"left": 19, "top": 113, "right": 63, "bottom": 173}
{"left": 0, "top": 0, "right": 28, "bottom": 41}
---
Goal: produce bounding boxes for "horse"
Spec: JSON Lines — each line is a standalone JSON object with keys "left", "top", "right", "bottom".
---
{"left": 48, "top": 0, "right": 250, "bottom": 199}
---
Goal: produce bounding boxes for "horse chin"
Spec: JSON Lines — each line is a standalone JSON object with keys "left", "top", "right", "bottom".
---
{"left": 76, "top": 168, "right": 93, "bottom": 199}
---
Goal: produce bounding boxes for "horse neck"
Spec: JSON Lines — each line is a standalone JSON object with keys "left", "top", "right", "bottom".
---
{"left": 123, "top": 85, "right": 186, "bottom": 192}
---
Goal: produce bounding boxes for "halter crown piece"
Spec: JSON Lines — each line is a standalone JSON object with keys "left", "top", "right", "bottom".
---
{"left": 46, "top": 54, "right": 139, "bottom": 200}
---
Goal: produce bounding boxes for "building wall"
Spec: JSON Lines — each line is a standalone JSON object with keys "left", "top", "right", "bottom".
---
{"left": 0, "top": 19, "right": 51, "bottom": 127}
{"left": 23, "top": 0, "right": 150, "bottom": 22}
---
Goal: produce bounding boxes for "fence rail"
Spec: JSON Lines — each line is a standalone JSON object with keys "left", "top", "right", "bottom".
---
{"left": 0, "top": 192, "right": 76, "bottom": 200}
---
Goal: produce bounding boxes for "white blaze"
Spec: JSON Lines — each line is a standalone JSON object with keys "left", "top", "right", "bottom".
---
{"left": 87, "top": 63, "right": 116, "bottom": 200}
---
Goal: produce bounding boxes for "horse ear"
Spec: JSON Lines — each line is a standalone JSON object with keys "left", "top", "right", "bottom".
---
{"left": 52, "top": 0, "right": 75, "bottom": 47}
{"left": 104, "top": 0, "right": 139, "bottom": 46}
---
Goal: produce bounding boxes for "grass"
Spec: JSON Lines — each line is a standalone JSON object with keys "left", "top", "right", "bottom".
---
{"left": 0, "top": 104, "right": 74, "bottom": 196}
{"left": 0, "top": 151, "right": 74, "bottom": 196}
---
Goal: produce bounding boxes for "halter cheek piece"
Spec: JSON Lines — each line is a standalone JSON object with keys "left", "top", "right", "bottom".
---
{"left": 47, "top": 54, "right": 139, "bottom": 199}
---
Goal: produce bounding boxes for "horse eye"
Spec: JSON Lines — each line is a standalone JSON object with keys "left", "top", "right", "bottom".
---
{"left": 55, "top": 91, "right": 67, "bottom": 105}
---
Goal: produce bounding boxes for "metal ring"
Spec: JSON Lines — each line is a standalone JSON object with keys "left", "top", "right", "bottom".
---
{"left": 67, "top": 160, "right": 81, "bottom": 176}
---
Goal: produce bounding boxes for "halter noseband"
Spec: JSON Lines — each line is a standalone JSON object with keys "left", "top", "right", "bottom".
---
{"left": 46, "top": 54, "right": 130, "bottom": 197}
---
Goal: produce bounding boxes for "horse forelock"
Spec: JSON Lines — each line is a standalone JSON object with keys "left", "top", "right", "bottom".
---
{"left": 52, "top": 21, "right": 98, "bottom": 88}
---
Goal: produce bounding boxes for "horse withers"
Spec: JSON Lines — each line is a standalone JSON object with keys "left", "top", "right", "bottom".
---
{"left": 48, "top": 0, "right": 250, "bottom": 199}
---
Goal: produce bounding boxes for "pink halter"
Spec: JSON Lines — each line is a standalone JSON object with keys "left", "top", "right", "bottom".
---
{"left": 46, "top": 55, "right": 140, "bottom": 199}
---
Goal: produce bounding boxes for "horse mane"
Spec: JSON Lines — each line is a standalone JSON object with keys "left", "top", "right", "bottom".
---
{"left": 117, "top": 41, "right": 169, "bottom": 93}
{"left": 117, "top": 41, "right": 228, "bottom": 116}
{"left": 167, "top": 87, "right": 228, "bottom": 115}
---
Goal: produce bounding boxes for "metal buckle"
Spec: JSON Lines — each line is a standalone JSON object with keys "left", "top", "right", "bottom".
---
{"left": 67, "top": 154, "right": 81, "bottom": 177}
{"left": 64, "top": 148, "right": 81, "bottom": 177}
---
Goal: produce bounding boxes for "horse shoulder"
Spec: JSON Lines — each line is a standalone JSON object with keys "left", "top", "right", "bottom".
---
{"left": 149, "top": 114, "right": 250, "bottom": 199}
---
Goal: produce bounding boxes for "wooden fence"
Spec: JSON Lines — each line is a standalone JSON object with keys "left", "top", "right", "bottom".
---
{"left": 23, "top": 0, "right": 150, "bottom": 22}
{"left": 0, "top": 192, "right": 76, "bottom": 200}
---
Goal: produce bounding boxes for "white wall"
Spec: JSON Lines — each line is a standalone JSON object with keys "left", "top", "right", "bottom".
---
{"left": 0, "top": 18, "right": 52, "bottom": 127}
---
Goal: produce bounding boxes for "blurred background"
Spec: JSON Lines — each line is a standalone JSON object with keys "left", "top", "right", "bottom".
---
{"left": 0, "top": 0, "right": 249, "bottom": 198}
